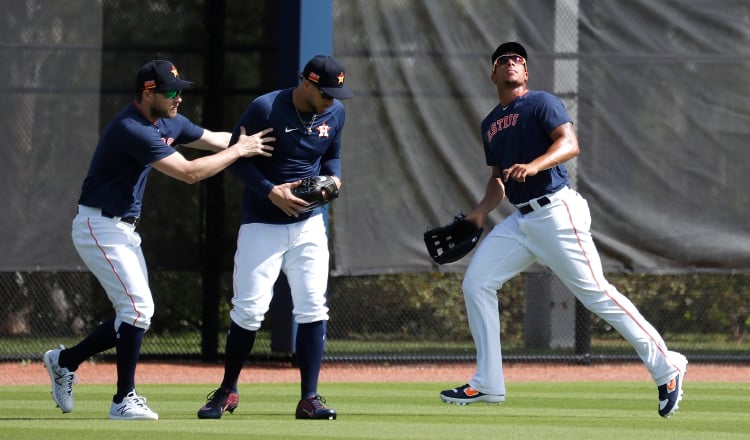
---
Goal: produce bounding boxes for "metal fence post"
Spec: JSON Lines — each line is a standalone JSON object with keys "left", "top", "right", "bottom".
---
{"left": 523, "top": 271, "right": 576, "bottom": 349}
{"left": 200, "top": 0, "right": 226, "bottom": 363}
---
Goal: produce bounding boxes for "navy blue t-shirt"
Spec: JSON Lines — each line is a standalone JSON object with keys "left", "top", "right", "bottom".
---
{"left": 480, "top": 90, "right": 572, "bottom": 205}
{"left": 228, "top": 88, "right": 345, "bottom": 224}
{"left": 78, "top": 102, "right": 204, "bottom": 217}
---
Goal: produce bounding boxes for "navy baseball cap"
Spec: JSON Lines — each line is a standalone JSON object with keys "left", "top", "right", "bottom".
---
{"left": 136, "top": 60, "right": 194, "bottom": 92}
{"left": 491, "top": 42, "right": 528, "bottom": 65}
{"left": 301, "top": 55, "right": 353, "bottom": 100}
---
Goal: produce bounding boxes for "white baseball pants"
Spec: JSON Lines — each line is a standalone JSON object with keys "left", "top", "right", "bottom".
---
{"left": 72, "top": 205, "right": 153, "bottom": 330}
{"left": 230, "top": 213, "right": 330, "bottom": 331}
{"left": 462, "top": 187, "right": 682, "bottom": 395}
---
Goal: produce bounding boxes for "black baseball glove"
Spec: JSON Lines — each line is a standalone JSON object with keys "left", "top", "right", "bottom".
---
{"left": 424, "top": 213, "right": 483, "bottom": 265}
{"left": 292, "top": 175, "right": 340, "bottom": 213}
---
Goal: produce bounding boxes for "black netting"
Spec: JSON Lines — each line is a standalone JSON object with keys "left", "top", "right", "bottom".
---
{"left": 1, "top": 0, "right": 748, "bottom": 364}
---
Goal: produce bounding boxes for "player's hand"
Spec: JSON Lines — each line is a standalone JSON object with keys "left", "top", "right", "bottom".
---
{"left": 233, "top": 126, "right": 275, "bottom": 158}
{"left": 502, "top": 163, "right": 539, "bottom": 183}
{"left": 267, "top": 181, "right": 308, "bottom": 217}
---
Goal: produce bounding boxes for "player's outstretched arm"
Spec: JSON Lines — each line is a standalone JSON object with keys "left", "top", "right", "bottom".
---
{"left": 185, "top": 126, "right": 275, "bottom": 154}
{"left": 152, "top": 127, "right": 275, "bottom": 184}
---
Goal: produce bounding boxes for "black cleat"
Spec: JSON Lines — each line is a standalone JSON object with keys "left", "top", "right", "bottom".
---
{"left": 197, "top": 388, "right": 239, "bottom": 419}
{"left": 658, "top": 352, "right": 688, "bottom": 418}
{"left": 295, "top": 395, "right": 337, "bottom": 420}
{"left": 440, "top": 384, "right": 505, "bottom": 405}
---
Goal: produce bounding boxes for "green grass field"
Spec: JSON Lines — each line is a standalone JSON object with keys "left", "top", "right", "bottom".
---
{"left": 1, "top": 381, "right": 748, "bottom": 439}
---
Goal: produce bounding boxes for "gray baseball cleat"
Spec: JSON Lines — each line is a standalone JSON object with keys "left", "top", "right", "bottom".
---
{"left": 43, "top": 346, "right": 77, "bottom": 413}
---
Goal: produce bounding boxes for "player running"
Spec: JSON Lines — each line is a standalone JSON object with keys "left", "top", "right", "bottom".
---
{"left": 439, "top": 42, "right": 687, "bottom": 418}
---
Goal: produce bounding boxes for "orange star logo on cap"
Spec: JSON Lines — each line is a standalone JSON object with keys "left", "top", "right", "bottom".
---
{"left": 337, "top": 72, "right": 345, "bottom": 85}
{"left": 170, "top": 66, "right": 179, "bottom": 77}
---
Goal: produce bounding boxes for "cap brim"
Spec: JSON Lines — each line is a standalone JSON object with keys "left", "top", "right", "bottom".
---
{"left": 320, "top": 85, "right": 353, "bottom": 100}
{"left": 492, "top": 42, "right": 528, "bottom": 64}
{"left": 155, "top": 79, "right": 194, "bottom": 91}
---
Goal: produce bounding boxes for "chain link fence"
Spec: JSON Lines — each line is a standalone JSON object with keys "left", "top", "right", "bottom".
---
{"left": 1, "top": 0, "right": 748, "bottom": 365}
{"left": 2, "top": 270, "right": 748, "bottom": 362}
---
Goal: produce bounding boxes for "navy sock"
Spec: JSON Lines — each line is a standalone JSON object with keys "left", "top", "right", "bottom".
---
{"left": 59, "top": 318, "right": 118, "bottom": 372}
{"left": 113, "top": 322, "right": 145, "bottom": 402}
{"left": 296, "top": 321, "right": 326, "bottom": 399}
{"left": 220, "top": 321, "right": 256, "bottom": 392}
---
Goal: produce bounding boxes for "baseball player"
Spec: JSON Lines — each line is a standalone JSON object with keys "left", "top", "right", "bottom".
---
{"left": 43, "top": 60, "right": 274, "bottom": 420}
{"left": 196, "top": 55, "right": 352, "bottom": 420}
{"left": 439, "top": 42, "right": 688, "bottom": 418}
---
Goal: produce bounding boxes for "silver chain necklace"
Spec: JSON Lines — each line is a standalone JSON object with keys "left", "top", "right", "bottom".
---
{"left": 295, "top": 106, "right": 318, "bottom": 134}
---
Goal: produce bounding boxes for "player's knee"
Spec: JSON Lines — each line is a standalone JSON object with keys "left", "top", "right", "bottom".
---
{"left": 115, "top": 316, "right": 151, "bottom": 331}
{"left": 462, "top": 276, "right": 484, "bottom": 296}
{"left": 229, "top": 309, "right": 263, "bottom": 331}
{"left": 462, "top": 276, "right": 503, "bottom": 299}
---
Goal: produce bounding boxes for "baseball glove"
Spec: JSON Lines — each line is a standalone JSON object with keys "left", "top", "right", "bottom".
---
{"left": 292, "top": 175, "right": 340, "bottom": 213}
{"left": 424, "top": 213, "right": 483, "bottom": 265}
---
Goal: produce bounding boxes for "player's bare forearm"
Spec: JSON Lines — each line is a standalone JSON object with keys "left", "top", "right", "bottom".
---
{"left": 503, "top": 123, "right": 579, "bottom": 182}
{"left": 153, "top": 147, "right": 240, "bottom": 184}
{"left": 184, "top": 130, "right": 233, "bottom": 152}
{"left": 531, "top": 123, "right": 579, "bottom": 170}
{"left": 467, "top": 168, "right": 505, "bottom": 228}
{"left": 185, "top": 127, "right": 275, "bottom": 155}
